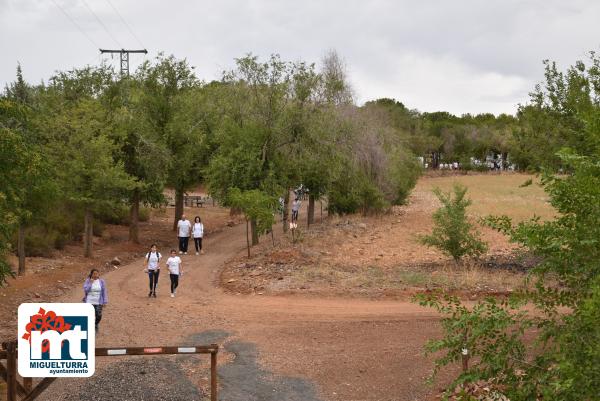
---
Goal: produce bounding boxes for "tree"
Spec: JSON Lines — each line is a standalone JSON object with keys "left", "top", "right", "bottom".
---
{"left": 207, "top": 54, "right": 296, "bottom": 243}
{"left": 417, "top": 53, "right": 600, "bottom": 399}
{"left": 1, "top": 66, "right": 57, "bottom": 275}
{"left": 137, "top": 54, "right": 201, "bottom": 230}
{"left": 43, "top": 96, "right": 134, "bottom": 258}
{"left": 228, "top": 188, "right": 277, "bottom": 257}
{"left": 419, "top": 184, "right": 487, "bottom": 262}
{"left": 104, "top": 76, "right": 169, "bottom": 243}
{"left": 0, "top": 126, "right": 33, "bottom": 285}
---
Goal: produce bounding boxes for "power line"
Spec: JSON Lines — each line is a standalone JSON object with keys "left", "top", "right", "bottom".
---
{"left": 50, "top": 0, "right": 100, "bottom": 49}
{"left": 81, "top": 0, "right": 123, "bottom": 48}
{"left": 103, "top": 0, "right": 145, "bottom": 49}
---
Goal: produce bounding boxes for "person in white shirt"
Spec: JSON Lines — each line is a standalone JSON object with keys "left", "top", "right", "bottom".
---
{"left": 166, "top": 249, "right": 183, "bottom": 297}
{"left": 192, "top": 216, "right": 204, "bottom": 255}
{"left": 177, "top": 214, "right": 192, "bottom": 254}
{"left": 82, "top": 269, "right": 107, "bottom": 331}
{"left": 144, "top": 244, "right": 162, "bottom": 298}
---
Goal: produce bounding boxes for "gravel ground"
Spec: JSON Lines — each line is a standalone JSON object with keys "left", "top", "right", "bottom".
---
{"left": 34, "top": 330, "right": 321, "bottom": 401}
{"left": 38, "top": 358, "right": 205, "bottom": 401}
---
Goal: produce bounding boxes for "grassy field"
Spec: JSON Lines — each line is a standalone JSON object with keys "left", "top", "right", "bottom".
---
{"left": 417, "top": 173, "right": 554, "bottom": 222}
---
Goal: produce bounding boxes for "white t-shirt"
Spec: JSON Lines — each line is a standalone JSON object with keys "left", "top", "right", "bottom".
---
{"left": 177, "top": 219, "right": 191, "bottom": 237}
{"left": 292, "top": 200, "right": 301, "bottom": 212}
{"left": 166, "top": 256, "right": 182, "bottom": 275}
{"left": 86, "top": 280, "right": 102, "bottom": 305}
{"left": 192, "top": 222, "right": 204, "bottom": 238}
{"left": 145, "top": 251, "right": 162, "bottom": 270}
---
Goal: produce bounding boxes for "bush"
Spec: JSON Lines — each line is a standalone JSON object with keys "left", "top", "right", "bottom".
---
{"left": 24, "top": 228, "right": 56, "bottom": 257}
{"left": 328, "top": 169, "right": 389, "bottom": 215}
{"left": 388, "top": 151, "right": 421, "bottom": 205}
{"left": 96, "top": 204, "right": 151, "bottom": 225}
{"left": 419, "top": 184, "right": 488, "bottom": 262}
{"left": 417, "top": 151, "right": 600, "bottom": 400}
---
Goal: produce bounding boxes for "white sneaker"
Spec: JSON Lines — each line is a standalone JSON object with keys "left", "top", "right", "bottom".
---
{"left": 184, "top": 252, "right": 187, "bottom": 255}
{"left": 196, "top": 252, "right": 199, "bottom": 255}
{"left": 179, "top": 251, "right": 183, "bottom": 255}
{"left": 170, "top": 293, "right": 174, "bottom": 298}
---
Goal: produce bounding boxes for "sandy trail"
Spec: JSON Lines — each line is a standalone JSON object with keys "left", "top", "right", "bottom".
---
{"left": 36, "top": 219, "right": 447, "bottom": 401}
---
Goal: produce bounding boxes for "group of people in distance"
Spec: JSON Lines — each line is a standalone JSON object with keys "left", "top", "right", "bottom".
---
{"left": 144, "top": 214, "right": 205, "bottom": 298}
{"left": 82, "top": 214, "right": 206, "bottom": 332}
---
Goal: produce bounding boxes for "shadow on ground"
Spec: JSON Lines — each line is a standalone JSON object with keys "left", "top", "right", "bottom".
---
{"left": 187, "top": 330, "right": 323, "bottom": 401}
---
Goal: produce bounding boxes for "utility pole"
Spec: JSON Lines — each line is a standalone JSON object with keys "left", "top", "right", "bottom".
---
{"left": 99, "top": 48, "right": 147, "bottom": 76}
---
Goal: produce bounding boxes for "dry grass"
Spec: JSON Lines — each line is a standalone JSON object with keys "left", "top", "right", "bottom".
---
{"left": 417, "top": 173, "right": 554, "bottom": 222}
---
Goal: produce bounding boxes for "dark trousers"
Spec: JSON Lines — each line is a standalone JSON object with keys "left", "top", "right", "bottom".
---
{"left": 194, "top": 237, "right": 203, "bottom": 252}
{"left": 292, "top": 210, "right": 299, "bottom": 222}
{"left": 170, "top": 274, "right": 179, "bottom": 293}
{"left": 148, "top": 270, "right": 159, "bottom": 292}
{"left": 178, "top": 236, "right": 190, "bottom": 252}
{"left": 92, "top": 304, "right": 103, "bottom": 327}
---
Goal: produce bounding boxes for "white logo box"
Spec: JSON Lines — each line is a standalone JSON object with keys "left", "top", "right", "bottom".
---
{"left": 18, "top": 303, "right": 95, "bottom": 377}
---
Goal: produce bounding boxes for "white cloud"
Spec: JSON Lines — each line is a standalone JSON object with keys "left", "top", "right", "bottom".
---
{"left": 1, "top": 0, "right": 599, "bottom": 114}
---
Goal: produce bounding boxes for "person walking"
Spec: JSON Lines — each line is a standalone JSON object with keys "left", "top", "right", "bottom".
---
{"left": 192, "top": 216, "right": 204, "bottom": 255}
{"left": 144, "top": 244, "right": 161, "bottom": 298}
{"left": 82, "top": 268, "right": 108, "bottom": 332}
{"left": 291, "top": 198, "right": 301, "bottom": 223}
{"left": 177, "top": 214, "right": 192, "bottom": 254}
{"left": 166, "top": 249, "right": 183, "bottom": 297}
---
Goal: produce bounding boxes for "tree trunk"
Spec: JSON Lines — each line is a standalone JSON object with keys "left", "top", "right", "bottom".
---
{"left": 282, "top": 189, "right": 290, "bottom": 233}
{"left": 251, "top": 219, "right": 259, "bottom": 245}
{"left": 246, "top": 219, "right": 251, "bottom": 258}
{"left": 307, "top": 194, "right": 315, "bottom": 227}
{"left": 129, "top": 188, "right": 140, "bottom": 244}
{"left": 84, "top": 209, "right": 93, "bottom": 258}
{"left": 320, "top": 200, "right": 323, "bottom": 223}
{"left": 173, "top": 188, "right": 184, "bottom": 231}
{"left": 17, "top": 223, "right": 25, "bottom": 276}
{"left": 431, "top": 151, "right": 440, "bottom": 169}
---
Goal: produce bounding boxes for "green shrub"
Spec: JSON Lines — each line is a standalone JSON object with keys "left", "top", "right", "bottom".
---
{"left": 388, "top": 151, "right": 421, "bottom": 205}
{"left": 419, "top": 184, "right": 488, "bottom": 262}
{"left": 96, "top": 204, "right": 151, "bottom": 225}
{"left": 24, "top": 228, "right": 56, "bottom": 257}
{"left": 417, "top": 151, "right": 600, "bottom": 400}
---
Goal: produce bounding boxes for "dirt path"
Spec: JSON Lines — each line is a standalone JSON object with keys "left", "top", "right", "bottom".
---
{"left": 29, "top": 217, "right": 450, "bottom": 401}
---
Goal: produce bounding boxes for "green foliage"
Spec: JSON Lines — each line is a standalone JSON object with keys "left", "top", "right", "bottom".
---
{"left": 513, "top": 53, "right": 600, "bottom": 171}
{"left": 388, "top": 148, "right": 422, "bottom": 205}
{"left": 228, "top": 188, "right": 277, "bottom": 234}
{"left": 419, "top": 184, "right": 488, "bottom": 261}
{"left": 420, "top": 152, "right": 600, "bottom": 400}
{"left": 416, "top": 293, "right": 531, "bottom": 391}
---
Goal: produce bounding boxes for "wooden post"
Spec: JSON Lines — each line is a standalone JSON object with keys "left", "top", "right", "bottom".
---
{"left": 84, "top": 209, "right": 93, "bottom": 258}
{"left": 23, "top": 377, "right": 32, "bottom": 393}
{"left": 461, "top": 330, "right": 469, "bottom": 372}
{"left": 6, "top": 341, "right": 17, "bottom": 401}
{"left": 210, "top": 351, "right": 217, "bottom": 401}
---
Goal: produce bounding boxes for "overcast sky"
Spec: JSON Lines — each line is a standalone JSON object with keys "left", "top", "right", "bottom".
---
{"left": 1, "top": 0, "right": 599, "bottom": 115}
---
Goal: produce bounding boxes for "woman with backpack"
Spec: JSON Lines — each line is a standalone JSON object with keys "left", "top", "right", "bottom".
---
{"left": 144, "top": 244, "right": 161, "bottom": 298}
{"left": 192, "top": 216, "right": 204, "bottom": 255}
